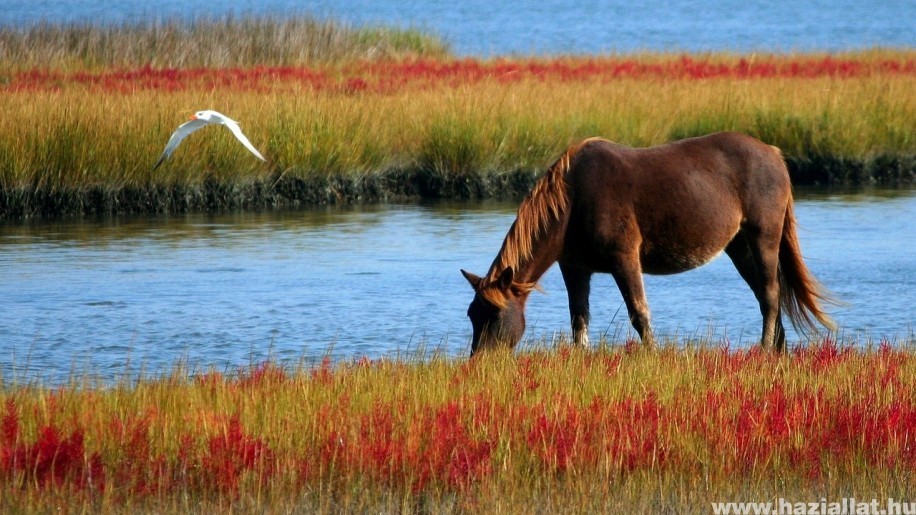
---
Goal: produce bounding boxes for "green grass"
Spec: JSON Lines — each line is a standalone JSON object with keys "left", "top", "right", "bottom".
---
{"left": 0, "top": 15, "right": 451, "bottom": 70}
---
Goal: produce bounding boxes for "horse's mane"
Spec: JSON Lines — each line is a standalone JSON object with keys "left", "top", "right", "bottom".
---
{"left": 480, "top": 138, "right": 600, "bottom": 307}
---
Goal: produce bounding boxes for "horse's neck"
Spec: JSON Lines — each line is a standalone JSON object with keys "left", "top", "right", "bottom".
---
{"left": 486, "top": 151, "right": 573, "bottom": 287}
{"left": 516, "top": 245, "right": 559, "bottom": 285}
{"left": 487, "top": 215, "right": 565, "bottom": 286}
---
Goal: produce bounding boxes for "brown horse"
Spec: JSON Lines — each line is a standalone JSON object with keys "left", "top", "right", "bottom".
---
{"left": 461, "top": 132, "right": 834, "bottom": 355}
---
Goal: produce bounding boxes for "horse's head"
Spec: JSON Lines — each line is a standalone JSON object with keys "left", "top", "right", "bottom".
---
{"left": 461, "top": 267, "right": 528, "bottom": 355}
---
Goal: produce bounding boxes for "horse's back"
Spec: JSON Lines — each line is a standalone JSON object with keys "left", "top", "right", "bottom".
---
{"left": 575, "top": 131, "right": 783, "bottom": 177}
{"left": 564, "top": 132, "right": 791, "bottom": 274}
{"left": 570, "top": 132, "right": 790, "bottom": 211}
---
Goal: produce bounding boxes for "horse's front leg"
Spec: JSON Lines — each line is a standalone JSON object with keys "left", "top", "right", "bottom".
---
{"left": 560, "top": 263, "right": 592, "bottom": 347}
{"left": 609, "top": 254, "right": 655, "bottom": 347}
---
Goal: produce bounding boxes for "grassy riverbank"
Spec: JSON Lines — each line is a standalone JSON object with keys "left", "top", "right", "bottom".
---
{"left": 0, "top": 15, "right": 450, "bottom": 70}
{"left": 1, "top": 18, "right": 914, "bottom": 218}
{"left": 1, "top": 339, "right": 913, "bottom": 513}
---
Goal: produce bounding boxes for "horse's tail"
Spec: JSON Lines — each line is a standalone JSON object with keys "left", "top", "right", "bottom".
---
{"left": 778, "top": 197, "right": 837, "bottom": 334}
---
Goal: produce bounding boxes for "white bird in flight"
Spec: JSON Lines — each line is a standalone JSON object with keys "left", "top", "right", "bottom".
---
{"left": 153, "top": 110, "right": 266, "bottom": 169}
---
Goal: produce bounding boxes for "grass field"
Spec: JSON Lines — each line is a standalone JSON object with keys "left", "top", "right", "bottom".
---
{"left": 0, "top": 15, "right": 450, "bottom": 70}
{"left": 1, "top": 339, "right": 913, "bottom": 513}
{"left": 3, "top": 18, "right": 913, "bottom": 513}
{"left": 0, "top": 18, "right": 914, "bottom": 218}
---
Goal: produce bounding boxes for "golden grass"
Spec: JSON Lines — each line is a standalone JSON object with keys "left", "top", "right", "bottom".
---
{"left": 1, "top": 340, "right": 914, "bottom": 512}
{"left": 0, "top": 36, "right": 913, "bottom": 216}
{"left": 1, "top": 71, "right": 912, "bottom": 190}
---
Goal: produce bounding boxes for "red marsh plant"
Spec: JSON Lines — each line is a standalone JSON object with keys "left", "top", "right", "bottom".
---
{"left": 0, "top": 339, "right": 914, "bottom": 512}
{"left": 4, "top": 52, "right": 914, "bottom": 94}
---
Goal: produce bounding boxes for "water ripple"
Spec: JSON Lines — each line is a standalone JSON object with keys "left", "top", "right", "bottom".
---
{"left": 1, "top": 196, "right": 914, "bottom": 384}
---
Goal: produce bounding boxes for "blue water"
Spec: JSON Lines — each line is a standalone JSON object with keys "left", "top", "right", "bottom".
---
{"left": 2, "top": 0, "right": 913, "bottom": 55}
{"left": 1, "top": 191, "right": 914, "bottom": 384}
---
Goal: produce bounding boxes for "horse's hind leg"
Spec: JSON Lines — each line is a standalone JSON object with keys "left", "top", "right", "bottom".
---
{"left": 560, "top": 264, "right": 593, "bottom": 347}
{"left": 609, "top": 254, "right": 655, "bottom": 347}
{"left": 725, "top": 230, "right": 785, "bottom": 351}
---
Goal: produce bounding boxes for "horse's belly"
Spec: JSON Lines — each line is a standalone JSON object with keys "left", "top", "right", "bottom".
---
{"left": 568, "top": 190, "right": 744, "bottom": 275}
{"left": 638, "top": 218, "right": 740, "bottom": 274}
{"left": 640, "top": 246, "right": 725, "bottom": 275}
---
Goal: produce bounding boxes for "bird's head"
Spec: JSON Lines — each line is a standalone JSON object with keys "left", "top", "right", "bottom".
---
{"left": 190, "top": 110, "right": 215, "bottom": 122}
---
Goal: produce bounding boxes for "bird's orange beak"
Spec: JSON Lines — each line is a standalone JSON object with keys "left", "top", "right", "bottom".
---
{"left": 188, "top": 114, "right": 198, "bottom": 121}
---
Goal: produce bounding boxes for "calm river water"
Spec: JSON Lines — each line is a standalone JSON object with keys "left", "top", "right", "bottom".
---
{"left": 1, "top": 189, "right": 914, "bottom": 383}
{"left": 3, "top": 0, "right": 914, "bottom": 55}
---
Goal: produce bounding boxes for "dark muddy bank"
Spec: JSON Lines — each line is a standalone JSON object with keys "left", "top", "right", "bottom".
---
{"left": 0, "top": 169, "right": 538, "bottom": 219}
{"left": 1, "top": 156, "right": 913, "bottom": 219}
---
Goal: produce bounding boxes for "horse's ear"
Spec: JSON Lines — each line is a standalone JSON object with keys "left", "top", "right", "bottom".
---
{"left": 497, "top": 266, "right": 515, "bottom": 290}
{"left": 461, "top": 269, "right": 482, "bottom": 290}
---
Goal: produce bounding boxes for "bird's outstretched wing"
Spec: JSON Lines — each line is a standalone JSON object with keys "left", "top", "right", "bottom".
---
{"left": 153, "top": 118, "right": 210, "bottom": 169}
{"left": 222, "top": 119, "right": 266, "bottom": 162}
